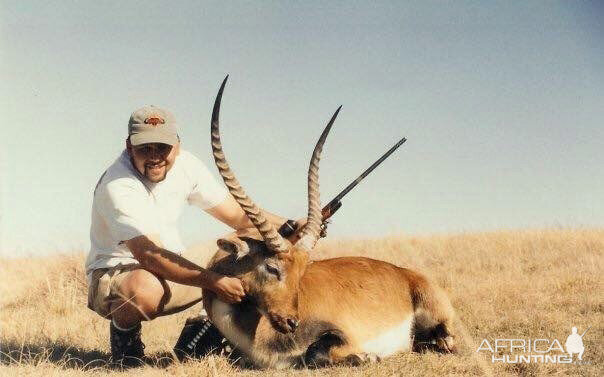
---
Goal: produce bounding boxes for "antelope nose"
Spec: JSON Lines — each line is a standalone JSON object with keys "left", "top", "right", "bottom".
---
{"left": 287, "top": 318, "right": 299, "bottom": 331}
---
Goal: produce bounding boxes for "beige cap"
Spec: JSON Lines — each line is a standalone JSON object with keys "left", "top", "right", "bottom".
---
{"left": 128, "top": 105, "right": 179, "bottom": 146}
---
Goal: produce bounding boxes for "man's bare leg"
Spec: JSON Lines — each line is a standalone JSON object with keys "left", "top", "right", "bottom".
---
{"left": 109, "top": 269, "right": 166, "bottom": 367}
{"left": 110, "top": 269, "right": 166, "bottom": 327}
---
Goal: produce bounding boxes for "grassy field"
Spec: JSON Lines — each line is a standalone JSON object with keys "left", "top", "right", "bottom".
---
{"left": 1, "top": 228, "right": 602, "bottom": 376}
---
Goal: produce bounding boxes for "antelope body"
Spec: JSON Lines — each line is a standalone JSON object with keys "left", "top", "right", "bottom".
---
{"left": 202, "top": 77, "right": 456, "bottom": 369}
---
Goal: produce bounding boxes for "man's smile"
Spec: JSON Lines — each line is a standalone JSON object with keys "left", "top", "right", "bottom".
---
{"left": 146, "top": 163, "right": 166, "bottom": 169}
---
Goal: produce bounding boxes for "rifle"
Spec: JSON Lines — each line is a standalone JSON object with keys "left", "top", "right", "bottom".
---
{"left": 279, "top": 137, "right": 407, "bottom": 237}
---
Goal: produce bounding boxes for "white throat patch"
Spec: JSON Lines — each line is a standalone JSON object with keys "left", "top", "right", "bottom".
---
{"left": 210, "top": 300, "right": 254, "bottom": 354}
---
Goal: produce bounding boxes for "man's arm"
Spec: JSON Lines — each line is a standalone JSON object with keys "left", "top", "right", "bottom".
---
{"left": 123, "top": 235, "right": 245, "bottom": 303}
{"left": 205, "top": 194, "right": 315, "bottom": 244}
{"left": 205, "top": 195, "right": 288, "bottom": 230}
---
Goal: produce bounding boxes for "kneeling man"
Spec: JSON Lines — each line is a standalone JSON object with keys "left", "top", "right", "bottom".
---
{"left": 86, "top": 105, "right": 292, "bottom": 366}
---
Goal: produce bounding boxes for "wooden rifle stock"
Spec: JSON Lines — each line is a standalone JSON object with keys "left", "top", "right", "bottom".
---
{"left": 321, "top": 199, "right": 342, "bottom": 221}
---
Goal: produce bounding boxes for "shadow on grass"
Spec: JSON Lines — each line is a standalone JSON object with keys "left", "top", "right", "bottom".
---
{"left": 0, "top": 340, "right": 175, "bottom": 370}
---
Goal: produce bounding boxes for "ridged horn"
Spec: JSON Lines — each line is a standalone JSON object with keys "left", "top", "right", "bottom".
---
{"left": 296, "top": 106, "right": 341, "bottom": 251}
{"left": 210, "top": 76, "right": 288, "bottom": 253}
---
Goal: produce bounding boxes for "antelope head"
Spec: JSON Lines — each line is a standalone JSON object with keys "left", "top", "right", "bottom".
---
{"left": 209, "top": 76, "right": 339, "bottom": 333}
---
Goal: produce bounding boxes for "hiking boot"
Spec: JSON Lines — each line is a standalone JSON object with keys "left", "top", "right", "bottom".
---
{"left": 173, "top": 315, "right": 228, "bottom": 361}
{"left": 110, "top": 321, "right": 145, "bottom": 368}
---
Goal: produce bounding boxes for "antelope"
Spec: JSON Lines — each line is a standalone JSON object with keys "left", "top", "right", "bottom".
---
{"left": 202, "top": 77, "right": 456, "bottom": 369}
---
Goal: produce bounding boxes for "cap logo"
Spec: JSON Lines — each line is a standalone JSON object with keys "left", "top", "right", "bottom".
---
{"left": 144, "top": 117, "right": 165, "bottom": 126}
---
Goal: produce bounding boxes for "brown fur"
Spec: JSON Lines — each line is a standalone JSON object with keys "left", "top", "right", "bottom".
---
{"left": 202, "top": 229, "right": 456, "bottom": 369}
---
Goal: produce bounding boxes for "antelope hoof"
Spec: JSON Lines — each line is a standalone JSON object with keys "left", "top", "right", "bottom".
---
{"left": 344, "top": 352, "right": 381, "bottom": 366}
{"left": 436, "top": 336, "right": 456, "bottom": 353}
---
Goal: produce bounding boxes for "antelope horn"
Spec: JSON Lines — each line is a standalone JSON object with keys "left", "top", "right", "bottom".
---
{"left": 210, "top": 76, "right": 288, "bottom": 253}
{"left": 296, "top": 106, "right": 341, "bottom": 251}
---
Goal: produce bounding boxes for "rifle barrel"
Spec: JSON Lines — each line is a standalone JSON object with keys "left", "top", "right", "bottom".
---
{"left": 331, "top": 137, "right": 406, "bottom": 203}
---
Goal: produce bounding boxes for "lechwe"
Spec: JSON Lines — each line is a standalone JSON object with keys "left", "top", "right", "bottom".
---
{"left": 203, "top": 77, "right": 456, "bottom": 369}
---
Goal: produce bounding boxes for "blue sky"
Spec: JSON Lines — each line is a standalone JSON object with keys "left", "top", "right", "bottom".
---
{"left": 1, "top": 1, "right": 602, "bottom": 256}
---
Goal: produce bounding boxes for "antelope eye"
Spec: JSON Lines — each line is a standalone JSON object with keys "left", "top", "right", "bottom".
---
{"left": 265, "top": 263, "right": 281, "bottom": 279}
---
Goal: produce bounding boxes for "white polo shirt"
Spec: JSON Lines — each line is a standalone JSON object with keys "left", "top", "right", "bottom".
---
{"left": 85, "top": 149, "right": 228, "bottom": 279}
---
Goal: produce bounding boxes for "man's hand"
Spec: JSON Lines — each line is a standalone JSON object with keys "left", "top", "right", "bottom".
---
{"left": 287, "top": 218, "right": 306, "bottom": 243}
{"left": 319, "top": 220, "right": 329, "bottom": 238}
{"left": 286, "top": 218, "right": 328, "bottom": 243}
{"left": 207, "top": 273, "right": 246, "bottom": 304}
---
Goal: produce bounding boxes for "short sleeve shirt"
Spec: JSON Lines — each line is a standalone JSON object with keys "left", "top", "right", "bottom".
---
{"left": 85, "top": 149, "right": 227, "bottom": 278}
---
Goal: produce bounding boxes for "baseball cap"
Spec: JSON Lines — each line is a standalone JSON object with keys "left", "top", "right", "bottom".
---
{"left": 128, "top": 105, "right": 179, "bottom": 146}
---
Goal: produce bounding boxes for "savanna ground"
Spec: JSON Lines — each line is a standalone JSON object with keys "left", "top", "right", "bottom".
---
{"left": 0, "top": 229, "right": 602, "bottom": 377}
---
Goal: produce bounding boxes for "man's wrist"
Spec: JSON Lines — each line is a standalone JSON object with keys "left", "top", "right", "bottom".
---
{"left": 278, "top": 219, "right": 298, "bottom": 237}
{"left": 197, "top": 269, "right": 218, "bottom": 290}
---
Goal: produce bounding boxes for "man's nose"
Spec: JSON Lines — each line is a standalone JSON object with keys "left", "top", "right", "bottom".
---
{"left": 148, "top": 146, "right": 162, "bottom": 159}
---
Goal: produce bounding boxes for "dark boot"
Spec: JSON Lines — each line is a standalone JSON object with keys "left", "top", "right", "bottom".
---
{"left": 110, "top": 321, "right": 145, "bottom": 368}
{"left": 173, "top": 315, "right": 228, "bottom": 361}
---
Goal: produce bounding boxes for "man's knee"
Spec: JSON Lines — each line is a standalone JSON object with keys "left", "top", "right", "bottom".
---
{"left": 114, "top": 269, "right": 166, "bottom": 320}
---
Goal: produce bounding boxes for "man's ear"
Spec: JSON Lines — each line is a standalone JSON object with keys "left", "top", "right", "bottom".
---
{"left": 126, "top": 137, "right": 133, "bottom": 157}
{"left": 217, "top": 238, "right": 250, "bottom": 260}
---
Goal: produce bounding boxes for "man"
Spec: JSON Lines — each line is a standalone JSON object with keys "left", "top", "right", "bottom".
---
{"left": 565, "top": 326, "right": 586, "bottom": 361}
{"left": 86, "top": 105, "right": 296, "bottom": 366}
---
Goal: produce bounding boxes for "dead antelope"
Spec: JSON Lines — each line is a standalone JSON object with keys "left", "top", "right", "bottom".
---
{"left": 202, "top": 77, "right": 456, "bottom": 369}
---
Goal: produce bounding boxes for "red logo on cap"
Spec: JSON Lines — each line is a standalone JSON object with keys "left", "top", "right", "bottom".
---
{"left": 144, "top": 117, "right": 165, "bottom": 126}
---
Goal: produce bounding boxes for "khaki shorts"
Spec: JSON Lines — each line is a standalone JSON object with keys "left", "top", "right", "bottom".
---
{"left": 87, "top": 263, "right": 203, "bottom": 319}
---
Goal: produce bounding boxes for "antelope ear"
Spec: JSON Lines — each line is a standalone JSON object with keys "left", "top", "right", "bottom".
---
{"left": 217, "top": 238, "right": 250, "bottom": 260}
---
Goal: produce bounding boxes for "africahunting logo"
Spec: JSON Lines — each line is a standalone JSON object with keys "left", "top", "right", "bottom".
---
{"left": 476, "top": 326, "right": 591, "bottom": 364}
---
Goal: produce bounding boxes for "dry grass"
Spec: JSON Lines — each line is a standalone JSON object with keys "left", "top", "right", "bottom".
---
{"left": 1, "top": 228, "right": 602, "bottom": 376}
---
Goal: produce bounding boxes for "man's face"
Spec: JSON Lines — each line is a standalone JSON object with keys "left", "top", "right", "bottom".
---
{"left": 127, "top": 140, "right": 180, "bottom": 183}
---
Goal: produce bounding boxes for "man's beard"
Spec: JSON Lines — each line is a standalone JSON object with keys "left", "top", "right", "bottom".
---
{"left": 144, "top": 164, "right": 167, "bottom": 182}
{"left": 130, "top": 157, "right": 167, "bottom": 183}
